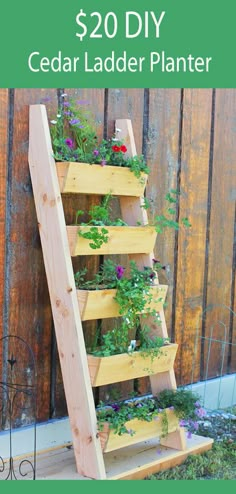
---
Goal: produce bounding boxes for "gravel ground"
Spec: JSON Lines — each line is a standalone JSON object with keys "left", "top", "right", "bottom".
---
{"left": 194, "top": 408, "right": 236, "bottom": 443}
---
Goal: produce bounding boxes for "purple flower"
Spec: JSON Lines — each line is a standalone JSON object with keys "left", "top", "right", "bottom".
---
{"left": 63, "top": 101, "right": 70, "bottom": 107}
{"left": 79, "top": 125, "right": 84, "bottom": 129}
{"left": 111, "top": 404, "right": 120, "bottom": 412}
{"left": 195, "top": 407, "right": 206, "bottom": 418}
{"left": 100, "top": 160, "right": 107, "bottom": 167}
{"left": 127, "top": 429, "right": 134, "bottom": 436}
{"left": 156, "top": 449, "right": 162, "bottom": 455}
{"left": 93, "top": 149, "right": 99, "bottom": 157}
{"left": 187, "top": 431, "right": 192, "bottom": 439}
{"left": 65, "top": 138, "right": 74, "bottom": 149}
{"left": 40, "top": 96, "right": 51, "bottom": 103}
{"left": 192, "top": 421, "right": 199, "bottom": 431}
{"left": 169, "top": 406, "right": 174, "bottom": 411}
{"left": 69, "top": 118, "right": 80, "bottom": 125}
{"left": 179, "top": 419, "right": 186, "bottom": 427}
{"left": 195, "top": 401, "right": 201, "bottom": 408}
{"left": 149, "top": 272, "right": 156, "bottom": 280}
{"left": 116, "top": 265, "right": 125, "bottom": 280}
{"left": 64, "top": 111, "right": 73, "bottom": 116}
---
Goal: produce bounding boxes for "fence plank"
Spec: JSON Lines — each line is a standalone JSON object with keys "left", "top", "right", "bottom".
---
{"left": 147, "top": 89, "right": 181, "bottom": 335}
{"left": 174, "top": 89, "right": 213, "bottom": 385}
{"left": 0, "top": 89, "right": 8, "bottom": 400}
{"left": 5, "top": 89, "right": 57, "bottom": 425}
{"left": 204, "top": 89, "right": 236, "bottom": 379}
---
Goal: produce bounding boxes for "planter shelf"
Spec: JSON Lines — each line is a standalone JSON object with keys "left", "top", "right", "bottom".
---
{"left": 87, "top": 344, "right": 178, "bottom": 386}
{"left": 99, "top": 409, "right": 179, "bottom": 453}
{"left": 29, "top": 107, "right": 213, "bottom": 480}
{"left": 77, "top": 284, "right": 168, "bottom": 321}
{"left": 67, "top": 225, "right": 157, "bottom": 256}
{"left": 56, "top": 162, "right": 148, "bottom": 197}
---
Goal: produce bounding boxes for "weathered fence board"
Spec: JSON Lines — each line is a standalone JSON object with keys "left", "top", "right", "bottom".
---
{"left": 174, "top": 89, "right": 213, "bottom": 384}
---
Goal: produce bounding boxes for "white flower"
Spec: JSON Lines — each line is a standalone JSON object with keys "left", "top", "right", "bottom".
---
{"left": 57, "top": 114, "right": 61, "bottom": 118}
{"left": 116, "top": 127, "right": 121, "bottom": 133}
{"left": 50, "top": 120, "right": 57, "bottom": 125}
{"left": 61, "top": 93, "right": 68, "bottom": 98}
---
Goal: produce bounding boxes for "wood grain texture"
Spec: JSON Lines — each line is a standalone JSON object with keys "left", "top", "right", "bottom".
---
{"left": 4, "top": 89, "right": 57, "bottom": 426}
{"left": 174, "top": 89, "right": 212, "bottom": 384}
{"left": 0, "top": 89, "right": 8, "bottom": 393}
{"left": 53, "top": 89, "right": 106, "bottom": 416}
{"left": 204, "top": 89, "right": 236, "bottom": 379}
{"left": 87, "top": 344, "right": 178, "bottom": 386}
{"left": 29, "top": 104, "right": 106, "bottom": 479}
{"left": 146, "top": 89, "right": 182, "bottom": 335}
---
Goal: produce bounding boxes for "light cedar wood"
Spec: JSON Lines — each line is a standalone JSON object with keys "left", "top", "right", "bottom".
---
{"left": 87, "top": 344, "right": 178, "bottom": 386}
{"left": 77, "top": 284, "right": 168, "bottom": 321}
{"left": 56, "top": 162, "right": 147, "bottom": 197}
{"left": 28, "top": 104, "right": 106, "bottom": 480}
{"left": 99, "top": 409, "right": 179, "bottom": 453}
{"left": 67, "top": 225, "right": 157, "bottom": 256}
{"left": 116, "top": 119, "right": 179, "bottom": 400}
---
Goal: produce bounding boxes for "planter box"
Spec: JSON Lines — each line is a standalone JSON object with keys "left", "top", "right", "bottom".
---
{"left": 77, "top": 284, "right": 168, "bottom": 321}
{"left": 67, "top": 225, "right": 157, "bottom": 256}
{"left": 56, "top": 162, "right": 148, "bottom": 197}
{"left": 99, "top": 408, "right": 179, "bottom": 453}
{"left": 87, "top": 344, "right": 178, "bottom": 386}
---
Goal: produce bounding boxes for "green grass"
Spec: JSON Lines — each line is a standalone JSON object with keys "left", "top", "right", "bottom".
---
{"left": 146, "top": 441, "right": 236, "bottom": 480}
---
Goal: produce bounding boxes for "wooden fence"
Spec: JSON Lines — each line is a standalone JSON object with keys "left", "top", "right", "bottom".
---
{"left": 0, "top": 88, "right": 235, "bottom": 428}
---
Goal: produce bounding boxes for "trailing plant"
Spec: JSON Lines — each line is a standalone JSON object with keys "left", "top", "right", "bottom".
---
{"left": 96, "top": 389, "right": 203, "bottom": 438}
{"left": 75, "top": 191, "right": 191, "bottom": 250}
{"left": 47, "top": 94, "right": 149, "bottom": 178}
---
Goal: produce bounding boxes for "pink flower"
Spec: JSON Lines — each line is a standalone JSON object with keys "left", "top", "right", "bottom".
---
{"left": 65, "top": 138, "right": 74, "bottom": 148}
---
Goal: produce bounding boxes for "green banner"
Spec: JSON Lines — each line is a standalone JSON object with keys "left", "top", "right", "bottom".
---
{"left": 0, "top": 0, "right": 235, "bottom": 87}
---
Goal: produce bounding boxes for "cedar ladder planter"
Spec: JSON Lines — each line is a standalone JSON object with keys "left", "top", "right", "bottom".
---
{"left": 28, "top": 106, "right": 213, "bottom": 480}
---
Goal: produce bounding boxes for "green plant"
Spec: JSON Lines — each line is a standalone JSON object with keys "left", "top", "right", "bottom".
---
{"left": 47, "top": 95, "right": 149, "bottom": 178}
{"left": 75, "top": 194, "right": 127, "bottom": 249}
{"left": 96, "top": 389, "right": 202, "bottom": 438}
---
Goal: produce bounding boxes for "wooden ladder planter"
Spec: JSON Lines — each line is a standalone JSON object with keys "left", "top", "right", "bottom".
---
{"left": 87, "top": 343, "right": 178, "bottom": 386}
{"left": 77, "top": 284, "right": 168, "bottom": 321}
{"left": 99, "top": 409, "right": 180, "bottom": 453}
{"left": 28, "top": 105, "right": 213, "bottom": 480}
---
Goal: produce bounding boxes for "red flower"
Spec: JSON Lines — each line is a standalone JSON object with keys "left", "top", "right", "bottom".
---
{"left": 112, "top": 145, "right": 121, "bottom": 152}
{"left": 120, "top": 145, "right": 127, "bottom": 153}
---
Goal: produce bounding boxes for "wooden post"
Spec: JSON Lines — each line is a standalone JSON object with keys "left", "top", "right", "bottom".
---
{"left": 28, "top": 105, "right": 106, "bottom": 479}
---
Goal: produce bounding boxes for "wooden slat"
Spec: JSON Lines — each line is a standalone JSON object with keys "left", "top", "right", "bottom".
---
{"left": 0, "top": 89, "right": 8, "bottom": 392}
{"left": 67, "top": 225, "right": 157, "bottom": 256}
{"left": 100, "top": 409, "right": 180, "bottom": 453}
{"left": 174, "top": 89, "right": 212, "bottom": 384}
{"left": 78, "top": 285, "right": 168, "bottom": 321}
{"left": 5, "top": 89, "right": 57, "bottom": 425}
{"left": 28, "top": 104, "right": 106, "bottom": 479}
{"left": 87, "top": 344, "right": 178, "bottom": 386}
{"left": 56, "top": 162, "right": 147, "bottom": 197}
{"left": 147, "top": 89, "right": 182, "bottom": 334}
{"left": 204, "top": 89, "right": 236, "bottom": 378}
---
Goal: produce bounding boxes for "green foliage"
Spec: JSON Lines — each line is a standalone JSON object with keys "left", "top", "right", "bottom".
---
{"left": 76, "top": 194, "right": 127, "bottom": 249}
{"left": 146, "top": 441, "right": 236, "bottom": 480}
{"left": 97, "top": 389, "right": 201, "bottom": 438}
